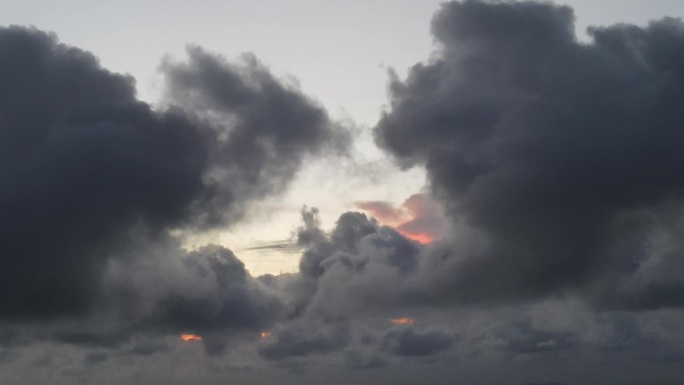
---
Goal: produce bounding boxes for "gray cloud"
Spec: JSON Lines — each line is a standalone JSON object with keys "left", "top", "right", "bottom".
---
{"left": 381, "top": 325, "right": 455, "bottom": 357}
{"left": 354, "top": 201, "right": 405, "bottom": 224}
{"left": 161, "top": 48, "right": 350, "bottom": 227}
{"left": 5, "top": 1, "right": 684, "bottom": 383}
{"left": 82, "top": 352, "right": 108, "bottom": 367}
{"left": 0, "top": 25, "right": 346, "bottom": 338}
{"left": 344, "top": 348, "right": 386, "bottom": 369}
{"left": 485, "top": 320, "right": 577, "bottom": 355}
{"left": 293, "top": 210, "right": 423, "bottom": 321}
{"left": 0, "top": 26, "right": 206, "bottom": 319}
{"left": 258, "top": 320, "right": 351, "bottom": 361}
{"left": 374, "top": 0, "right": 684, "bottom": 309}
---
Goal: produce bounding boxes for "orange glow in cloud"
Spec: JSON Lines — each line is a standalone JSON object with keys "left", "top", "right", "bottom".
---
{"left": 355, "top": 201, "right": 405, "bottom": 224}
{"left": 179, "top": 334, "right": 202, "bottom": 342}
{"left": 399, "top": 232, "right": 433, "bottom": 244}
{"left": 390, "top": 317, "right": 416, "bottom": 325}
{"left": 355, "top": 193, "right": 445, "bottom": 245}
{"left": 260, "top": 331, "right": 271, "bottom": 338}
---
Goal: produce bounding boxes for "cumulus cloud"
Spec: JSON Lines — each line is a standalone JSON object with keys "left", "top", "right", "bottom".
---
{"left": 374, "top": 0, "right": 684, "bottom": 309}
{"left": 0, "top": 26, "right": 205, "bottom": 319}
{"left": 293, "top": 209, "right": 423, "bottom": 320}
{"left": 160, "top": 47, "right": 350, "bottom": 226}
{"left": 6, "top": 1, "right": 684, "bottom": 383}
{"left": 0, "top": 25, "right": 346, "bottom": 339}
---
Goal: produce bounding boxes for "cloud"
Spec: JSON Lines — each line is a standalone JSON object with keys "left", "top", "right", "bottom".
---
{"left": 82, "top": 352, "right": 108, "bottom": 366}
{"left": 131, "top": 245, "right": 284, "bottom": 337}
{"left": 0, "top": 26, "right": 206, "bottom": 319}
{"left": 395, "top": 194, "right": 447, "bottom": 243}
{"left": 356, "top": 193, "right": 447, "bottom": 243}
{"left": 373, "top": 0, "right": 684, "bottom": 309}
{"left": 355, "top": 201, "right": 405, "bottom": 224}
{"left": 485, "top": 320, "right": 577, "bottom": 355}
{"left": 5, "top": 1, "right": 684, "bottom": 382}
{"left": 258, "top": 319, "right": 351, "bottom": 361}
{"left": 381, "top": 325, "right": 455, "bottom": 357}
{"left": 160, "top": 47, "right": 350, "bottom": 227}
{"left": 0, "top": 25, "right": 347, "bottom": 337}
{"left": 344, "top": 348, "right": 386, "bottom": 369}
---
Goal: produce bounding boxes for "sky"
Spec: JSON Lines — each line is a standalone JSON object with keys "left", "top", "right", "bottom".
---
{"left": 2, "top": 1, "right": 684, "bottom": 384}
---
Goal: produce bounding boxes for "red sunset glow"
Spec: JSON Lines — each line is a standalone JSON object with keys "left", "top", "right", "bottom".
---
{"left": 390, "top": 317, "right": 416, "bottom": 325}
{"left": 399, "top": 232, "right": 433, "bottom": 244}
{"left": 179, "top": 334, "right": 202, "bottom": 342}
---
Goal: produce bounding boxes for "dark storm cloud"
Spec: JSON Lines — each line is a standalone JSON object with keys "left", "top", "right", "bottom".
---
{"left": 161, "top": 48, "right": 350, "bottom": 226}
{"left": 374, "top": 0, "right": 684, "bottom": 308}
{"left": 0, "top": 25, "right": 347, "bottom": 329}
{"left": 6, "top": 1, "right": 684, "bottom": 380}
{"left": 0, "top": 26, "right": 206, "bottom": 319}
{"left": 355, "top": 201, "right": 404, "bottom": 224}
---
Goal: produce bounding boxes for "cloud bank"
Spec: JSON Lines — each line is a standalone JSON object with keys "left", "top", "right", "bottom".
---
{"left": 0, "top": 25, "right": 345, "bottom": 337}
{"left": 375, "top": 0, "right": 684, "bottom": 309}
{"left": 3, "top": 1, "right": 684, "bottom": 384}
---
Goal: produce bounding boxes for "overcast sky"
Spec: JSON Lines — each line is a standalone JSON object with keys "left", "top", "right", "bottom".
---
{"left": 2, "top": 1, "right": 684, "bottom": 384}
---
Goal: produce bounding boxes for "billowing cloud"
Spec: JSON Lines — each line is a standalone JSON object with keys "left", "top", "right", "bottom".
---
{"left": 355, "top": 201, "right": 405, "bottom": 224}
{"left": 0, "top": 26, "right": 205, "bottom": 319}
{"left": 0, "top": 25, "right": 346, "bottom": 334}
{"left": 374, "top": 0, "right": 684, "bottom": 309}
{"left": 5, "top": 1, "right": 684, "bottom": 383}
{"left": 160, "top": 47, "right": 350, "bottom": 226}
